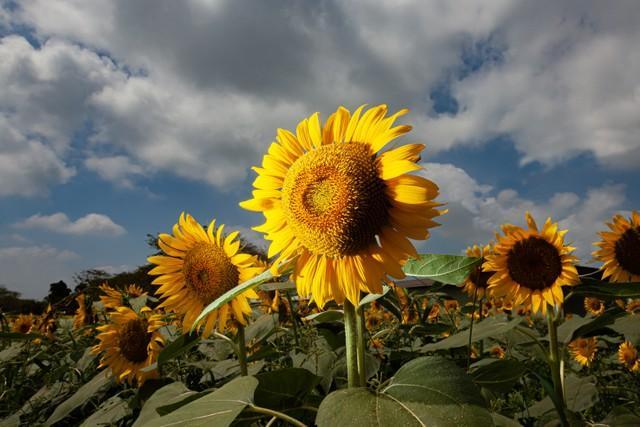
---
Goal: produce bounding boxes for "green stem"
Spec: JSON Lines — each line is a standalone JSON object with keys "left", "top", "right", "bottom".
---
{"left": 467, "top": 287, "right": 478, "bottom": 370}
{"left": 356, "top": 304, "right": 367, "bottom": 386}
{"left": 248, "top": 404, "right": 308, "bottom": 427}
{"left": 547, "top": 310, "right": 568, "bottom": 427}
{"left": 285, "top": 291, "right": 300, "bottom": 348}
{"left": 343, "top": 300, "right": 360, "bottom": 387}
{"left": 237, "top": 323, "right": 248, "bottom": 376}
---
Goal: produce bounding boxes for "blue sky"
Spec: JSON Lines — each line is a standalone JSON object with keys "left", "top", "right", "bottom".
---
{"left": 1, "top": 1, "right": 639, "bottom": 299}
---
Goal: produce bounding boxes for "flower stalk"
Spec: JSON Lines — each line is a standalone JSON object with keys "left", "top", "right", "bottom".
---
{"left": 343, "top": 300, "right": 360, "bottom": 387}
{"left": 547, "top": 309, "right": 568, "bottom": 426}
{"left": 355, "top": 304, "right": 367, "bottom": 386}
{"left": 237, "top": 323, "right": 248, "bottom": 376}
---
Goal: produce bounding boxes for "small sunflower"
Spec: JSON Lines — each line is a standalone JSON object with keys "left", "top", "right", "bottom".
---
{"left": 626, "top": 299, "right": 640, "bottom": 314}
{"left": 584, "top": 297, "right": 605, "bottom": 316}
{"left": 618, "top": 340, "right": 640, "bottom": 372}
{"left": 240, "top": 104, "right": 443, "bottom": 307}
{"left": 483, "top": 212, "right": 580, "bottom": 315}
{"left": 148, "top": 213, "right": 264, "bottom": 337}
{"left": 12, "top": 314, "right": 35, "bottom": 334}
{"left": 463, "top": 244, "right": 493, "bottom": 299}
{"left": 568, "top": 337, "right": 598, "bottom": 366}
{"left": 93, "top": 306, "right": 165, "bottom": 385}
{"left": 125, "top": 284, "right": 146, "bottom": 297}
{"left": 99, "top": 283, "right": 123, "bottom": 310}
{"left": 490, "top": 345, "right": 506, "bottom": 359}
{"left": 444, "top": 299, "right": 460, "bottom": 313}
{"left": 73, "top": 293, "right": 93, "bottom": 329}
{"left": 593, "top": 211, "right": 640, "bottom": 283}
{"left": 38, "top": 305, "right": 57, "bottom": 339}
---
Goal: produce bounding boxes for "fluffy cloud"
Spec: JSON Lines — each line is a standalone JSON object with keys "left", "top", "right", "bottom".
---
{"left": 84, "top": 155, "right": 144, "bottom": 188}
{"left": 421, "top": 162, "right": 628, "bottom": 259}
{"left": 15, "top": 212, "right": 126, "bottom": 236}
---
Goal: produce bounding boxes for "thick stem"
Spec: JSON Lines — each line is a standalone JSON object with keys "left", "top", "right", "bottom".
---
{"left": 467, "top": 287, "right": 479, "bottom": 370}
{"left": 343, "top": 300, "right": 360, "bottom": 387}
{"left": 355, "top": 304, "right": 367, "bottom": 386}
{"left": 547, "top": 310, "right": 568, "bottom": 426}
{"left": 237, "top": 323, "right": 248, "bottom": 376}
{"left": 248, "top": 405, "right": 308, "bottom": 427}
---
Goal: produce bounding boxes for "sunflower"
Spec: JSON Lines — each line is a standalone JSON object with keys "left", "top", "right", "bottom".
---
{"left": 38, "top": 305, "right": 57, "bottom": 339}
{"left": 73, "top": 293, "right": 93, "bottom": 329}
{"left": 584, "top": 297, "right": 605, "bottom": 316}
{"left": 148, "top": 213, "right": 264, "bottom": 337}
{"left": 626, "top": 299, "right": 640, "bottom": 314}
{"left": 568, "top": 337, "right": 598, "bottom": 366}
{"left": 483, "top": 212, "right": 579, "bottom": 315}
{"left": 240, "top": 104, "right": 443, "bottom": 307}
{"left": 99, "top": 283, "right": 123, "bottom": 310}
{"left": 490, "top": 345, "right": 506, "bottom": 359}
{"left": 463, "top": 244, "right": 493, "bottom": 299}
{"left": 618, "top": 340, "right": 640, "bottom": 372}
{"left": 125, "top": 284, "right": 146, "bottom": 297}
{"left": 593, "top": 211, "right": 640, "bottom": 283}
{"left": 12, "top": 314, "right": 34, "bottom": 334}
{"left": 93, "top": 306, "right": 165, "bottom": 385}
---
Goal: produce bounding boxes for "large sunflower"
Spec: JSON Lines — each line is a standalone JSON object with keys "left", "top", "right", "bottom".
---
{"left": 240, "top": 104, "right": 443, "bottom": 307}
{"left": 93, "top": 306, "right": 165, "bottom": 385}
{"left": 593, "top": 211, "right": 640, "bottom": 283}
{"left": 483, "top": 212, "right": 579, "bottom": 314}
{"left": 148, "top": 213, "right": 264, "bottom": 337}
{"left": 463, "top": 244, "right": 493, "bottom": 300}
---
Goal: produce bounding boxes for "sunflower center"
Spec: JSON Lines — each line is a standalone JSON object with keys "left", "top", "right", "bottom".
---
{"left": 119, "top": 319, "right": 151, "bottom": 363}
{"left": 183, "top": 243, "right": 239, "bottom": 304}
{"left": 19, "top": 323, "right": 30, "bottom": 333}
{"left": 281, "top": 142, "right": 389, "bottom": 257}
{"left": 507, "top": 236, "right": 562, "bottom": 290}
{"left": 614, "top": 227, "right": 640, "bottom": 275}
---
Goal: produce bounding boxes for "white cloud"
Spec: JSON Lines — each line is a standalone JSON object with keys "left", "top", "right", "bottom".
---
{"left": 93, "top": 264, "right": 131, "bottom": 275}
{"left": 0, "top": 245, "right": 79, "bottom": 299}
{"left": 84, "top": 155, "right": 144, "bottom": 188}
{"left": 420, "top": 162, "right": 628, "bottom": 260}
{"left": 15, "top": 212, "right": 126, "bottom": 236}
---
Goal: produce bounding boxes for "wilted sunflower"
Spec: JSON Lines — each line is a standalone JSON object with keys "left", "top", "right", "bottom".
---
{"left": 618, "top": 340, "right": 640, "bottom": 372}
{"left": 73, "top": 293, "right": 93, "bottom": 329}
{"left": 12, "top": 314, "right": 34, "bottom": 334}
{"left": 568, "top": 337, "right": 598, "bottom": 366}
{"left": 584, "top": 297, "right": 605, "bottom": 316}
{"left": 483, "top": 212, "right": 579, "bottom": 314}
{"left": 93, "top": 306, "right": 165, "bottom": 385}
{"left": 148, "top": 213, "right": 264, "bottom": 337}
{"left": 593, "top": 211, "right": 640, "bottom": 283}
{"left": 240, "top": 104, "right": 443, "bottom": 307}
{"left": 463, "top": 244, "right": 493, "bottom": 299}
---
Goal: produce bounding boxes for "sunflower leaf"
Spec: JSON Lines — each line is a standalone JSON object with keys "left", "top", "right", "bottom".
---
{"left": 157, "top": 333, "right": 200, "bottom": 368}
{"left": 419, "top": 316, "right": 521, "bottom": 352}
{"left": 191, "top": 269, "right": 275, "bottom": 332}
{"left": 571, "top": 279, "right": 640, "bottom": 298}
{"left": 403, "top": 254, "right": 482, "bottom": 285}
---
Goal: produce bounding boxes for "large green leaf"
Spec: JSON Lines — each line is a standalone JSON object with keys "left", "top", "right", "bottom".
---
{"left": 254, "top": 368, "right": 321, "bottom": 410}
{"left": 191, "top": 269, "right": 275, "bottom": 331}
{"left": 570, "top": 280, "right": 640, "bottom": 298}
{"left": 611, "top": 314, "right": 640, "bottom": 343}
{"left": 79, "top": 396, "right": 131, "bottom": 427}
{"left": 317, "top": 356, "right": 493, "bottom": 426}
{"left": 244, "top": 313, "right": 278, "bottom": 344}
{"left": 133, "top": 382, "right": 197, "bottom": 427}
{"left": 157, "top": 333, "right": 200, "bottom": 367}
{"left": 44, "top": 371, "right": 113, "bottom": 426}
{"left": 470, "top": 359, "right": 527, "bottom": 393}
{"left": 528, "top": 374, "right": 598, "bottom": 417}
{"left": 566, "top": 308, "right": 625, "bottom": 343}
{"left": 420, "top": 316, "right": 521, "bottom": 352}
{"left": 403, "top": 254, "right": 482, "bottom": 285}
{"left": 141, "top": 376, "right": 258, "bottom": 427}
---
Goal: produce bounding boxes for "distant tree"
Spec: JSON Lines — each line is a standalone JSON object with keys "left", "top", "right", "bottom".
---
{"left": 0, "top": 285, "right": 46, "bottom": 314}
{"left": 46, "top": 281, "right": 71, "bottom": 305}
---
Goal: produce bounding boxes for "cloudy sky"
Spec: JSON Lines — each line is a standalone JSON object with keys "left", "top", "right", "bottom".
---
{"left": 1, "top": 0, "right": 639, "bottom": 299}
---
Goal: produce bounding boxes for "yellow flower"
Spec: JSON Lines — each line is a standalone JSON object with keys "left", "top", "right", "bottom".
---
{"left": 125, "top": 284, "right": 146, "bottom": 297}
{"left": 584, "top": 297, "right": 605, "bottom": 316}
{"left": 490, "top": 345, "right": 506, "bottom": 359}
{"left": 12, "top": 314, "right": 35, "bottom": 334}
{"left": 444, "top": 299, "right": 460, "bottom": 313}
{"left": 483, "top": 212, "right": 579, "bottom": 314}
{"left": 568, "top": 337, "right": 598, "bottom": 366}
{"left": 148, "top": 213, "right": 264, "bottom": 337}
{"left": 618, "top": 340, "right": 640, "bottom": 372}
{"left": 593, "top": 211, "right": 640, "bottom": 283}
{"left": 99, "top": 283, "right": 123, "bottom": 310}
{"left": 463, "top": 244, "right": 493, "bottom": 299}
{"left": 626, "top": 299, "right": 640, "bottom": 314}
{"left": 240, "top": 104, "right": 443, "bottom": 307}
{"left": 92, "top": 306, "right": 165, "bottom": 385}
{"left": 73, "top": 293, "right": 92, "bottom": 330}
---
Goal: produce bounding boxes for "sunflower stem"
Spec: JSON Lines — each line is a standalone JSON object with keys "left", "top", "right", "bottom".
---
{"left": 285, "top": 291, "right": 300, "bottom": 348}
{"left": 247, "top": 404, "right": 308, "bottom": 427}
{"left": 467, "top": 287, "right": 478, "bottom": 371}
{"left": 355, "top": 304, "right": 367, "bottom": 386}
{"left": 237, "top": 323, "right": 248, "bottom": 376}
{"left": 546, "top": 309, "right": 568, "bottom": 426}
{"left": 343, "top": 300, "right": 360, "bottom": 387}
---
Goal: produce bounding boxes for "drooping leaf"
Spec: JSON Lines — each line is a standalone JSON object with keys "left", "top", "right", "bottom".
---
{"left": 567, "top": 307, "right": 625, "bottom": 342}
{"left": 44, "top": 371, "right": 113, "bottom": 426}
{"left": 79, "top": 396, "right": 131, "bottom": 427}
{"left": 403, "top": 254, "right": 482, "bottom": 285}
{"left": 304, "top": 310, "right": 344, "bottom": 323}
{"left": 359, "top": 285, "right": 391, "bottom": 307}
{"left": 141, "top": 376, "right": 258, "bottom": 427}
{"left": 570, "top": 279, "right": 640, "bottom": 298}
{"left": 192, "top": 269, "right": 275, "bottom": 331}
{"left": 133, "top": 382, "right": 197, "bottom": 427}
{"left": 244, "top": 313, "right": 278, "bottom": 344}
{"left": 157, "top": 333, "right": 200, "bottom": 367}
{"left": 420, "top": 316, "right": 521, "bottom": 352}
{"left": 610, "top": 314, "right": 640, "bottom": 343}
{"left": 253, "top": 368, "right": 321, "bottom": 410}
{"left": 470, "top": 359, "right": 527, "bottom": 393}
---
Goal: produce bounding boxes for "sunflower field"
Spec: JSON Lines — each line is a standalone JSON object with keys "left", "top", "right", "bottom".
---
{"left": 1, "top": 105, "right": 640, "bottom": 427}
